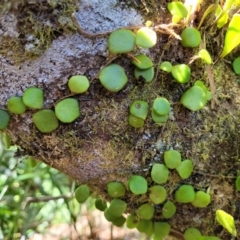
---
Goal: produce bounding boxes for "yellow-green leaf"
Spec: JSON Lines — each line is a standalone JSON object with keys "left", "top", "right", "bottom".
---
{"left": 216, "top": 210, "right": 237, "bottom": 236}
{"left": 220, "top": 14, "right": 240, "bottom": 58}
{"left": 198, "top": 4, "right": 216, "bottom": 29}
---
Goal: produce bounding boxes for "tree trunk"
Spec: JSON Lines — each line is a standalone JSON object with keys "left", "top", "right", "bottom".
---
{"left": 1, "top": 0, "right": 240, "bottom": 238}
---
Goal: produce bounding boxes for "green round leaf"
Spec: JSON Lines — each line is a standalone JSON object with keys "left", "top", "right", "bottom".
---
{"left": 55, "top": 98, "right": 80, "bottom": 123}
{"left": 180, "top": 27, "right": 201, "bottom": 48}
{"left": 135, "top": 27, "right": 157, "bottom": 48}
{"left": 167, "top": 2, "right": 188, "bottom": 18}
{"left": 137, "top": 219, "right": 154, "bottom": 236}
{"left": 22, "top": 87, "right": 44, "bottom": 109}
{"left": 112, "top": 216, "right": 126, "bottom": 227}
{"left": 68, "top": 75, "right": 90, "bottom": 93}
{"left": 153, "top": 97, "right": 170, "bottom": 116}
{"left": 128, "top": 175, "right": 148, "bottom": 195}
{"left": 0, "top": 110, "right": 10, "bottom": 130}
{"left": 176, "top": 159, "right": 193, "bottom": 179}
{"left": 75, "top": 184, "right": 90, "bottom": 203}
{"left": 126, "top": 214, "right": 139, "bottom": 229}
{"left": 162, "top": 201, "right": 176, "bottom": 219}
{"left": 7, "top": 97, "right": 27, "bottom": 114}
{"left": 128, "top": 114, "right": 145, "bottom": 128}
{"left": 180, "top": 86, "right": 208, "bottom": 111}
{"left": 108, "top": 199, "right": 127, "bottom": 217}
{"left": 151, "top": 163, "right": 169, "bottom": 184}
{"left": 108, "top": 29, "right": 135, "bottom": 54}
{"left": 153, "top": 222, "right": 171, "bottom": 239}
{"left": 107, "top": 182, "right": 125, "bottom": 198}
{"left": 95, "top": 199, "right": 107, "bottom": 211}
{"left": 99, "top": 64, "right": 128, "bottom": 92}
{"left": 134, "top": 67, "right": 154, "bottom": 82}
{"left": 164, "top": 150, "right": 181, "bottom": 169}
{"left": 175, "top": 185, "right": 195, "bottom": 203}
{"left": 137, "top": 203, "right": 155, "bottom": 220}
{"left": 131, "top": 54, "right": 153, "bottom": 69}
{"left": 104, "top": 208, "right": 117, "bottom": 222}
{"left": 184, "top": 227, "right": 202, "bottom": 240}
{"left": 159, "top": 61, "right": 173, "bottom": 72}
{"left": 235, "top": 175, "right": 240, "bottom": 191}
{"left": 171, "top": 64, "right": 191, "bottom": 83}
{"left": 151, "top": 110, "right": 168, "bottom": 123}
{"left": 130, "top": 100, "right": 149, "bottom": 120}
{"left": 33, "top": 109, "right": 59, "bottom": 133}
{"left": 233, "top": 56, "right": 240, "bottom": 75}
{"left": 191, "top": 191, "right": 211, "bottom": 208}
{"left": 149, "top": 185, "right": 167, "bottom": 204}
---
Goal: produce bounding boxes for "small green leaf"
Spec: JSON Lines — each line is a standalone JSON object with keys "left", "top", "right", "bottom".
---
{"left": 23, "top": 87, "right": 44, "bottom": 109}
{"left": 175, "top": 185, "right": 195, "bottom": 203}
{"left": 7, "top": 97, "right": 27, "bottom": 114}
{"left": 151, "top": 110, "right": 168, "bottom": 123}
{"left": 162, "top": 201, "right": 176, "bottom": 219}
{"left": 184, "top": 227, "right": 202, "bottom": 240}
{"left": 0, "top": 110, "right": 10, "bottom": 130}
{"left": 128, "top": 114, "right": 145, "bottom": 128}
{"left": 99, "top": 64, "right": 128, "bottom": 92}
{"left": 159, "top": 61, "right": 173, "bottom": 72}
{"left": 152, "top": 97, "right": 170, "bottom": 116}
{"left": 232, "top": 56, "right": 240, "bottom": 74}
{"left": 198, "top": 49, "right": 212, "bottom": 64}
{"left": 181, "top": 86, "right": 208, "bottom": 111}
{"left": 164, "top": 149, "right": 181, "bottom": 169}
{"left": 33, "top": 109, "right": 59, "bottom": 133}
{"left": 107, "top": 182, "right": 125, "bottom": 198}
{"left": 108, "top": 29, "right": 135, "bottom": 54}
{"left": 171, "top": 64, "right": 191, "bottom": 83}
{"left": 112, "top": 216, "right": 126, "bottom": 227}
{"left": 126, "top": 214, "right": 139, "bottom": 229}
{"left": 151, "top": 163, "right": 169, "bottom": 184}
{"left": 180, "top": 27, "right": 201, "bottom": 48}
{"left": 135, "top": 27, "right": 157, "bottom": 48}
{"left": 153, "top": 222, "right": 171, "bottom": 239}
{"left": 68, "top": 75, "right": 90, "bottom": 93}
{"left": 130, "top": 100, "right": 149, "bottom": 120}
{"left": 131, "top": 54, "right": 153, "bottom": 69}
{"left": 75, "top": 184, "right": 90, "bottom": 203}
{"left": 191, "top": 191, "right": 211, "bottom": 208}
{"left": 134, "top": 67, "right": 154, "bottom": 82}
{"left": 137, "top": 219, "right": 154, "bottom": 236}
{"left": 216, "top": 210, "right": 237, "bottom": 236}
{"left": 167, "top": 2, "right": 188, "bottom": 18}
{"left": 95, "top": 199, "right": 107, "bottom": 211}
{"left": 176, "top": 159, "right": 193, "bottom": 179}
{"left": 104, "top": 208, "right": 117, "bottom": 222}
{"left": 220, "top": 14, "right": 240, "bottom": 58}
{"left": 55, "top": 98, "right": 80, "bottom": 123}
{"left": 235, "top": 175, "right": 240, "bottom": 190}
{"left": 149, "top": 185, "right": 167, "bottom": 204}
{"left": 108, "top": 199, "right": 127, "bottom": 217}
{"left": 137, "top": 203, "right": 155, "bottom": 220}
{"left": 128, "top": 175, "right": 148, "bottom": 195}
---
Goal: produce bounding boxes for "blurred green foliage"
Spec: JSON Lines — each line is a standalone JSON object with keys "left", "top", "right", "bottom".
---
{"left": 0, "top": 133, "right": 80, "bottom": 239}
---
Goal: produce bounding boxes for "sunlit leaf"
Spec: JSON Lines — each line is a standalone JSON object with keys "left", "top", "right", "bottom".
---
{"left": 215, "top": 5, "right": 229, "bottom": 28}
{"left": 216, "top": 210, "right": 237, "bottom": 236}
{"left": 220, "top": 14, "right": 240, "bottom": 58}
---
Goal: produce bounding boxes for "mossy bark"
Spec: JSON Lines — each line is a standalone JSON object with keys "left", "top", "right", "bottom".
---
{"left": 1, "top": 0, "right": 240, "bottom": 238}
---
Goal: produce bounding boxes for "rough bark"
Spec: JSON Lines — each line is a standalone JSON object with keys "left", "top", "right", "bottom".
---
{"left": 1, "top": 0, "right": 240, "bottom": 238}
